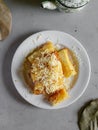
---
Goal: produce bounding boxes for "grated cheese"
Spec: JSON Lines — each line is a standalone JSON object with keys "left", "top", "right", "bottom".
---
{"left": 31, "top": 51, "right": 65, "bottom": 94}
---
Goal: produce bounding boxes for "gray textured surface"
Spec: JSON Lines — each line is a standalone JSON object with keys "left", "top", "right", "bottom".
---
{"left": 0, "top": 0, "right": 98, "bottom": 130}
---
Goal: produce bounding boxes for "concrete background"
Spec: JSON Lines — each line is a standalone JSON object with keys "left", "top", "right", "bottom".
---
{"left": 0, "top": 0, "right": 98, "bottom": 130}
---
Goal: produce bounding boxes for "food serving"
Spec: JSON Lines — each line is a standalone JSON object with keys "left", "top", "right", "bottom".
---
{"left": 11, "top": 30, "right": 91, "bottom": 109}
{"left": 23, "top": 41, "right": 78, "bottom": 105}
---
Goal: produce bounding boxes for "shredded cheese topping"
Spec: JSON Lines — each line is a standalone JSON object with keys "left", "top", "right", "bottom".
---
{"left": 31, "top": 51, "right": 65, "bottom": 94}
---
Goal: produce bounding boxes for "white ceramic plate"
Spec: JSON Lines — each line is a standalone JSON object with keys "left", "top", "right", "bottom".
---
{"left": 11, "top": 30, "right": 91, "bottom": 109}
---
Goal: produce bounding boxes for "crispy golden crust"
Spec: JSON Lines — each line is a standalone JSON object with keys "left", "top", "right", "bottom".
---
{"left": 46, "top": 88, "right": 69, "bottom": 105}
{"left": 58, "top": 48, "right": 77, "bottom": 78}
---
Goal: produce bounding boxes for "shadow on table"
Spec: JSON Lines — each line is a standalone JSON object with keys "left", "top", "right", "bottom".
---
{"left": 11, "top": 0, "right": 42, "bottom": 7}
{"left": 2, "top": 30, "right": 42, "bottom": 108}
{"left": 10, "top": 0, "right": 60, "bottom": 14}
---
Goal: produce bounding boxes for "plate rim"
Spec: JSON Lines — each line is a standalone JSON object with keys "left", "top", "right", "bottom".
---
{"left": 11, "top": 30, "right": 91, "bottom": 109}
